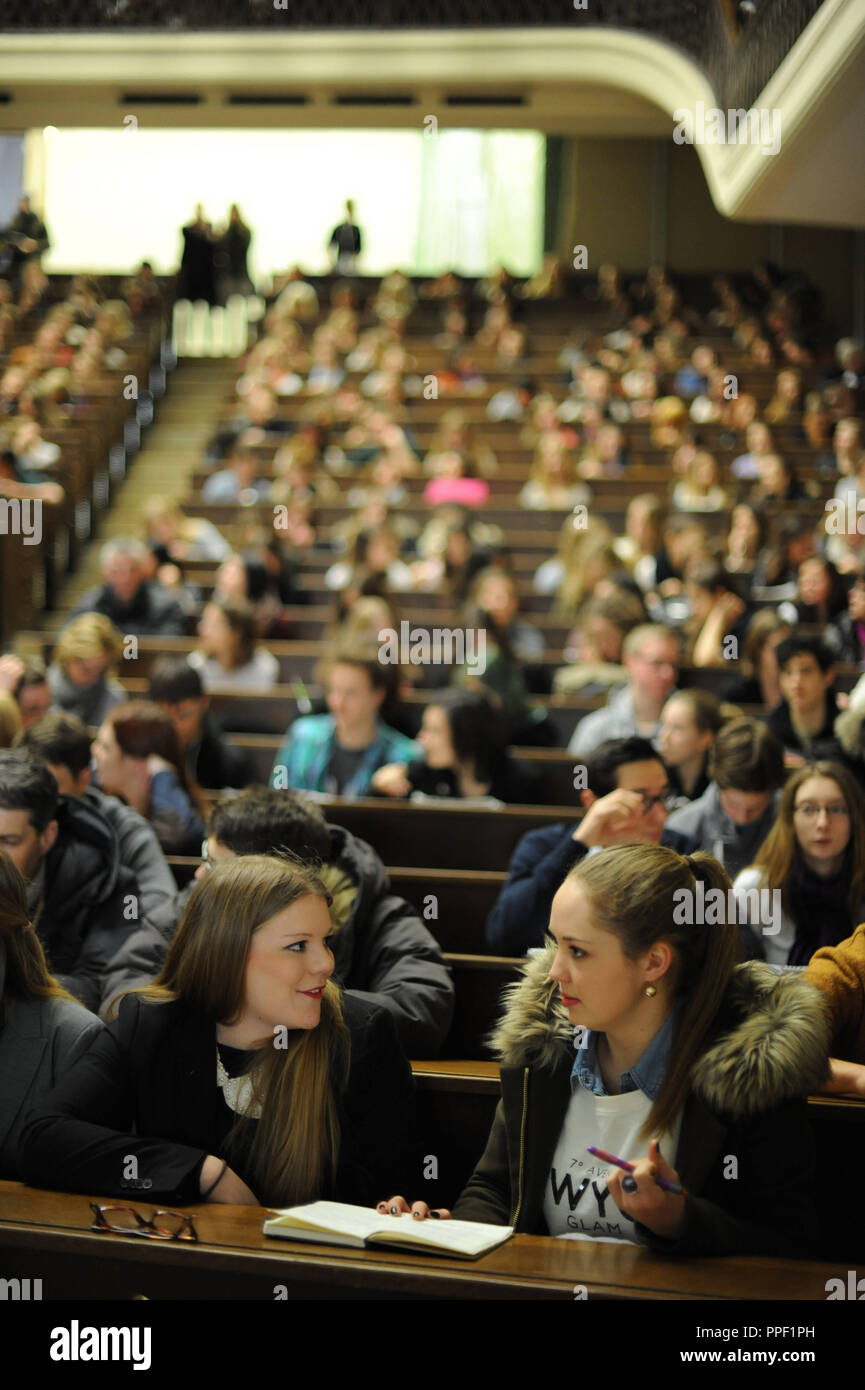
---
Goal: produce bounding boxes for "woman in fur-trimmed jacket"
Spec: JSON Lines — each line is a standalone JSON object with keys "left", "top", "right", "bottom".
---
{"left": 383, "top": 843, "right": 830, "bottom": 1256}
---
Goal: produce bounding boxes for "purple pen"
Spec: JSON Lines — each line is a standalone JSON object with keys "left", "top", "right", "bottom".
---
{"left": 587, "top": 1145, "right": 687, "bottom": 1196}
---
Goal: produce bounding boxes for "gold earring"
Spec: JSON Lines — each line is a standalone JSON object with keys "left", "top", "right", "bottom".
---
{"left": 644, "top": 984, "right": 657, "bottom": 998}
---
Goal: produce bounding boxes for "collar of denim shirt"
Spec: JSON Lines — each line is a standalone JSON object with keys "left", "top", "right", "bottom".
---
{"left": 570, "top": 1008, "right": 678, "bottom": 1099}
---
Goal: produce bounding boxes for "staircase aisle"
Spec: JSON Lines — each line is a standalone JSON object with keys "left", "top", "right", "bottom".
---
{"left": 46, "top": 357, "right": 240, "bottom": 630}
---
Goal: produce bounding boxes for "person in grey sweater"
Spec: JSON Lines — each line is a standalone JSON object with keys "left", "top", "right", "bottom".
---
{"left": 665, "top": 716, "right": 785, "bottom": 882}
{"left": 569, "top": 623, "right": 680, "bottom": 755}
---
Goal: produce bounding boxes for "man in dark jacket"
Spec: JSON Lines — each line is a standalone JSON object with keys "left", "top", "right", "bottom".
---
{"left": 764, "top": 632, "right": 847, "bottom": 765}
{"left": 145, "top": 786, "right": 454, "bottom": 1057}
{"left": 2, "top": 194, "right": 49, "bottom": 278}
{"left": 68, "top": 537, "right": 187, "bottom": 637}
{"left": 486, "top": 737, "right": 697, "bottom": 956}
{"left": 16, "top": 710, "right": 177, "bottom": 922}
{"left": 328, "top": 199, "right": 362, "bottom": 272}
{"left": 0, "top": 751, "right": 157, "bottom": 1016}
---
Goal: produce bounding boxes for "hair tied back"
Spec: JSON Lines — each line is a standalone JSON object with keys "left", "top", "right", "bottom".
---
{"left": 683, "top": 853, "right": 706, "bottom": 884}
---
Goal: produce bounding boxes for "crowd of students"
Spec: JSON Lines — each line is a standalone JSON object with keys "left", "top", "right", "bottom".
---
{"left": 1, "top": 257, "right": 865, "bottom": 1263}
{"left": 0, "top": 225, "right": 162, "bottom": 520}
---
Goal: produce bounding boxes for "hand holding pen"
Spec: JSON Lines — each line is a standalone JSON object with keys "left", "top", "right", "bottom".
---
{"left": 589, "top": 1140, "right": 688, "bottom": 1241}
{"left": 587, "top": 1144, "right": 687, "bottom": 1195}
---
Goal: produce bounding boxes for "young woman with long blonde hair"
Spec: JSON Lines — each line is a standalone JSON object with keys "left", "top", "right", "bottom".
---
{"left": 20, "top": 855, "right": 416, "bottom": 1207}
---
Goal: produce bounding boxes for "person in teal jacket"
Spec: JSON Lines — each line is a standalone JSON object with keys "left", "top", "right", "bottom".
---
{"left": 271, "top": 648, "right": 418, "bottom": 797}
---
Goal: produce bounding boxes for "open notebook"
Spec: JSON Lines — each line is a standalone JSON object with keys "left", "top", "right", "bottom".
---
{"left": 263, "top": 1201, "right": 513, "bottom": 1260}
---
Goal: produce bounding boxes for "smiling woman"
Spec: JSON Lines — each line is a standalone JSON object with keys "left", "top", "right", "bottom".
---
{"left": 18, "top": 854, "right": 418, "bottom": 1208}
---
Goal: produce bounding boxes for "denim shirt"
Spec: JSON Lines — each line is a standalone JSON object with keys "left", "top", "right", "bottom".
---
{"left": 570, "top": 1011, "right": 677, "bottom": 1099}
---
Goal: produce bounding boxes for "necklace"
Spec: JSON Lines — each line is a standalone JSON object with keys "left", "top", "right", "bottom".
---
{"left": 216, "top": 1045, "right": 261, "bottom": 1118}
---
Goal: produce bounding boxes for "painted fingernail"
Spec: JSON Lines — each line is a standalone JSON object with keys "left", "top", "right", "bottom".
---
{"left": 429, "top": 1211, "right": 441, "bottom": 1219}
{"left": 390, "top": 1205, "right": 399, "bottom": 1214}
{"left": 622, "top": 1176, "right": 638, "bottom": 1194}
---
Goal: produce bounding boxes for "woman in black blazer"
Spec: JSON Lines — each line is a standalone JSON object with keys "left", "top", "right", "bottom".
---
{"left": 19, "top": 855, "right": 417, "bottom": 1207}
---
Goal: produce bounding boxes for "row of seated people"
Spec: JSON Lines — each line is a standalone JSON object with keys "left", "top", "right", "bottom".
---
{"left": 0, "top": 778, "right": 862, "bottom": 1256}
{"left": 0, "top": 264, "right": 168, "bottom": 640}
{"left": 2, "top": 264, "right": 865, "bottom": 1261}
{"left": 188, "top": 262, "right": 861, "bottom": 556}
{"left": 7, "top": 586, "right": 865, "bottom": 807}
{"left": 0, "top": 264, "right": 164, "bottom": 507}
{"left": 12, "top": 493, "right": 865, "bottom": 706}
{"left": 1, "top": 694, "right": 864, "bottom": 1084}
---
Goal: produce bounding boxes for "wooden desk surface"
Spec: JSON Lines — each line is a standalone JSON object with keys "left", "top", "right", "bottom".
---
{"left": 0, "top": 1182, "right": 843, "bottom": 1302}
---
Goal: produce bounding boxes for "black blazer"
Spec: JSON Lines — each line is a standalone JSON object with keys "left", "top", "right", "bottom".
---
{"left": 19, "top": 991, "right": 417, "bottom": 1208}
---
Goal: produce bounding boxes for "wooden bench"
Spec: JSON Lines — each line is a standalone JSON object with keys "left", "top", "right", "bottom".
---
{"left": 167, "top": 857, "right": 509, "bottom": 956}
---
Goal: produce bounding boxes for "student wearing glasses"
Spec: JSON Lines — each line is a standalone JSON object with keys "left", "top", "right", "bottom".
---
{"left": 19, "top": 855, "right": 417, "bottom": 1208}
{"left": 568, "top": 624, "right": 681, "bottom": 757}
{"left": 732, "top": 760, "right": 865, "bottom": 965}
{"left": 485, "top": 736, "right": 696, "bottom": 956}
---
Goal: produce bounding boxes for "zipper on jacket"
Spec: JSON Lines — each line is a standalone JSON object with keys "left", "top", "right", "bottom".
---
{"left": 510, "top": 1066, "right": 530, "bottom": 1228}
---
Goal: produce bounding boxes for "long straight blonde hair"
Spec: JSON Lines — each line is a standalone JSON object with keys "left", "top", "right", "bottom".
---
{"left": 136, "top": 854, "right": 349, "bottom": 1206}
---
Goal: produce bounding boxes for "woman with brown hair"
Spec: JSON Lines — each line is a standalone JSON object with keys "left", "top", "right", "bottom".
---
{"left": 382, "top": 843, "right": 828, "bottom": 1254}
{"left": 19, "top": 855, "right": 416, "bottom": 1206}
{"left": 190, "top": 596, "right": 280, "bottom": 692}
{"left": 0, "top": 849, "right": 102, "bottom": 1178}
{"left": 92, "top": 700, "right": 205, "bottom": 855}
{"left": 732, "top": 759, "right": 865, "bottom": 966}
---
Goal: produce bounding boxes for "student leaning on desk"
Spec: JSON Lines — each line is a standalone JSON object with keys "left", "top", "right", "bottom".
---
{"left": 18, "top": 856, "right": 417, "bottom": 1208}
{"left": 382, "top": 843, "right": 831, "bottom": 1257}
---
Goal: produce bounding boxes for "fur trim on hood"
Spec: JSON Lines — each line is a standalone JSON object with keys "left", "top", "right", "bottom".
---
{"left": 490, "top": 946, "right": 831, "bottom": 1118}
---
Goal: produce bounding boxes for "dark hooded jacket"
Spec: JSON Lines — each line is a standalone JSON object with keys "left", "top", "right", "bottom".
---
{"left": 36, "top": 795, "right": 155, "bottom": 1017}
{"left": 81, "top": 786, "right": 176, "bottom": 922}
{"left": 186, "top": 715, "right": 252, "bottom": 790}
{"left": 136, "top": 823, "right": 454, "bottom": 1057}
{"left": 486, "top": 825, "right": 698, "bottom": 956}
{"left": 764, "top": 691, "right": 847, "bottom": 765}
{"left": 453, "top": 948, "right": 830, "bottom": 1257}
